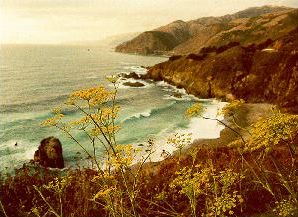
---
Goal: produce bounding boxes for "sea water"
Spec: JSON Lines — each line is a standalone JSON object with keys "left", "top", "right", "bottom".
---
{"left": 0, "top": 44, "right": 225, "bottom": 172}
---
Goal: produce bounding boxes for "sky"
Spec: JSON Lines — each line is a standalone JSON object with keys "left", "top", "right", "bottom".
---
{"left": 0, "top": 0, "right": 297, "bottom": 44}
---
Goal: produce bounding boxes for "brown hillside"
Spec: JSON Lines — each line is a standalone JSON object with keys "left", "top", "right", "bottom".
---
{"left": 115, "top": 6, "right": 297, "bottom": 55}
{"left": 174, "top": 8, "right": 298, "bottom": 54}
{"left": 143, "top": 29, "right": 298, "bottom": 112}
{"left": 115, "top": 31, "right": 179, "bottom": 55}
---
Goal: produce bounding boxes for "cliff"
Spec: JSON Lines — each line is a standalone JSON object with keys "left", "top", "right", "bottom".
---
{"left": 115, "top": 6, "right": 298, "bottom": 55}
{"left": 143, "top": 28, "right": 298, "bottom": 112}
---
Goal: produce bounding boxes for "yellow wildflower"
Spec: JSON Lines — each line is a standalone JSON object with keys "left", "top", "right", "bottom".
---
{"left": 41, "top": 114, "right": 64, "bottom": 127}
{"left": 106, "top": 75, "right": 120, "bottom": 84}
{"left": 185, "top": 103, "right": 205, "bottom": 118}
{"left": 218, "top": 99, "right": 245, "bottom": 116}
{"left": 245, "top": 109, "right": 298, "bottom": 153}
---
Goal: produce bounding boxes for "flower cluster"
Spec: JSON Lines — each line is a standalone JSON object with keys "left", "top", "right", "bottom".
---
{"left": 41, "top": 113, "right": 64, "bottom": 127}
{"left": 43, "top": 176, "right": 71, "bottom": 195}
{"left": 206, "top": 191, "right": 243, "bottom": 216}
{"left": 205, "top": 169, "right": 244, "bottom": 216}
{"left": 185, "top": 103, "right": 205, "bottom": 118}
{"left": 245, "top": 109, "right": 298, "bottom": 153}
{"left": 100, "top": 106, "right": 120, "bottom": 121}
{"left": 170, "top": 166, "right": 243, "bottom": 216}
{"left": 218, "top": 99, "right": 245, "bottom": 116}
{"left": 38, "top": 81, "right": 158, "bottom": 217}
{"left": 218, "top": 169, "right": 243, "bottom": 192}
{"left": 170, "top": 165, "right": 214, "bottom": 216}
{"left": 154, "top": 191, "right": 167, "bottom": 201}
{"left": 106, "top": 75, "right": 120, "bottom": 84}
{"left": 106, "top": 144, "right": 135, "bottom": 170}
{"left": 167, "top": 133, "right": 192, "bottom": 151}
{"left": 273, "top": 198, "right": 298, "bottom": 217}
{"left": 67, "top": 86, "right": 114, "bottom": 107}
{"left": 170, "top": 165, "right": 212, "bottom": 198}
{"left": 31, "top": 207, "right": 40, "bottom": 216}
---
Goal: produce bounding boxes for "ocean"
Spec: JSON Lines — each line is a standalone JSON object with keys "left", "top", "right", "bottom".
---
{"left": 0, "top": 44, "right": 225, "bottom": 172}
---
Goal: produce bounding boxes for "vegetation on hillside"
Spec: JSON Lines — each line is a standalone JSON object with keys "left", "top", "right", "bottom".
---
{"left": 115, "top": 6, "right": 297, "bottom": 55}
{"left": 145, "top": 28, "right": 298, "bottom": 113}
{"left": 0, "top": 79, "right": 297, "bottom": 217}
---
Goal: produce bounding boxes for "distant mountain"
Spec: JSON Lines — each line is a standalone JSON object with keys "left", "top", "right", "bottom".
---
{"left": 115, "top": 6, "right": 298, "bottom": 55}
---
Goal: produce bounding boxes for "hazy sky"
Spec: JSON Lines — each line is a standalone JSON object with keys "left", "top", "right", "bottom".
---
{"left": 0, "top": 0, "right": 297, "bottom": 44}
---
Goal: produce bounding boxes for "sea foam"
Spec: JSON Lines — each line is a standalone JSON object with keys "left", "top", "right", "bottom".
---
{"left": 147, "top": 100, "right": 227, "bottom": 162}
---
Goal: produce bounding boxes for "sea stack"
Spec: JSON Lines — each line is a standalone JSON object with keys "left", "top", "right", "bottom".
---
{"left": 33, "top": 136, "right": 64, "bottom": 169}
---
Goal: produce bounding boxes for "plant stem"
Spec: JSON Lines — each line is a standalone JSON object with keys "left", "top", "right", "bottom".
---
{"left": 269, "top": 154, "right": 297, "bottom": 202}
{"left": 201, "top": 115, "right": 246, "bottom": 144}
{"left": 33, "top": 186, "right": 61, "bottom": 217}
{"left": 0, "top": 199, "right": 8, "bottom": 217}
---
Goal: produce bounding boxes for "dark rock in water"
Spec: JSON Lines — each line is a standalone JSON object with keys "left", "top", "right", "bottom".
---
{"left": 33, "top": 137, "right": 64, "bottom": 169}
{"left": 123, "top": 81, "right": 145, "bottom": 87}
{"left": 121, "top": 72, "right": 141, "bottom": 79}
{"left": 172, "top": 92, "right": 183, "bottom": 98}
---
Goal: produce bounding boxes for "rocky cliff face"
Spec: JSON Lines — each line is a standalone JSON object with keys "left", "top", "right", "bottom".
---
{"left": 143, "top": 29, "right": 298, "bottom": 112}
{"left": 115, "top": 6, "right": 297, "bottom": 55}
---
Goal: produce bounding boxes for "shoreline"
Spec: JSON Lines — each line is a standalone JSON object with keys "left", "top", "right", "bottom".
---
{"left": 161, "top": 102, "right": 273, "bottom": 161}
{"left": 188, "top": 103, "right": 273, "bottom": 150}
{"left": 138, "top": 102, "right": 274, "bottom": 178}
{"left": 117, "top": 71, "right": 229, "bottom": 162}
{"left": 2, "top": 67, "right": 274, "bottom": 175}
{"left": 20, "top": 99, "right": 273, "bottom": 175}
{"left": 148, "top": 100, "right": 227, "bottom": 162}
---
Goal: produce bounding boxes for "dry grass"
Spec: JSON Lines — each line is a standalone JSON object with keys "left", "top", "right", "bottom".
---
{"left": 1, "top": 139, "right": 297, "bottom": 217}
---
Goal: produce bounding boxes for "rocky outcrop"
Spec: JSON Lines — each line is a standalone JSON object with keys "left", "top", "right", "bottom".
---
{"left": 115, "top": 6, "right": 297, "bottom": 55}
{"left": 123, "top": 81, "right": 145, "bottom": 87}
{"left": 33, "top": 137, "right": 64, "bottom": 168}
{"left": 121, "top": 72, "right": 142, "bottom": 79}
{"left": 143, "top": 29, "right": 298, "bottom": 112}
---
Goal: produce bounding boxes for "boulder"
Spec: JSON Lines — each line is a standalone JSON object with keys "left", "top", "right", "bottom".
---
{"left": 123, "top": 81, "right": 145, "bottom": 87}
{"left": 121, "top": 72, "right": 141, "bottom": 79}
{"left": 172, "top": 92, "right": 183, "bottom": 98}
{"left": 34, "top": 137, "right": 64, "bottom": 168}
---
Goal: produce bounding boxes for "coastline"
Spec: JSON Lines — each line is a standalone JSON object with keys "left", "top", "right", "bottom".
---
{"left": 117, "top": 71, "right": 229, "bottom": 162}
{"left": 160, "top": 102, "right": 273, "bottom": 161}
{"left": 2, "top": 52, "right": 296, "bottom": 217}
{"left": 119, "top": 69, "right": 270, "bottom": 162}
{"left": 146, "top": 100, "right": 227, "bottom": 162}
{"left": 0, "top": 46, "right": 168, "bottom": 174}
{"left": 138, "top": 102, "right": 274, "bottom": 178}
{"left": 188, "top": 103, "right": 273, "bottom": 150}
{"left": 2, "top": 58, "right": 276, "bottom": 175}
{"left": 2, "top": 4, "right": 298, "bottom": 216}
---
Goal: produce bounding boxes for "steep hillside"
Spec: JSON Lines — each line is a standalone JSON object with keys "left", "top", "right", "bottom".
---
{"left": 115, "top": 6, "right": 297, "bottom": 55}
{"left": 115, "top": 31, "right": 179, "bottom": 55}
{"left": 143, "top": 29, "right": 298, "bottom": 112}
{"left": 174, "top": 8, "right": 298, "bottom": 54}
{"left": 115, "top": 20, "right": 190, "bottom": 54}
